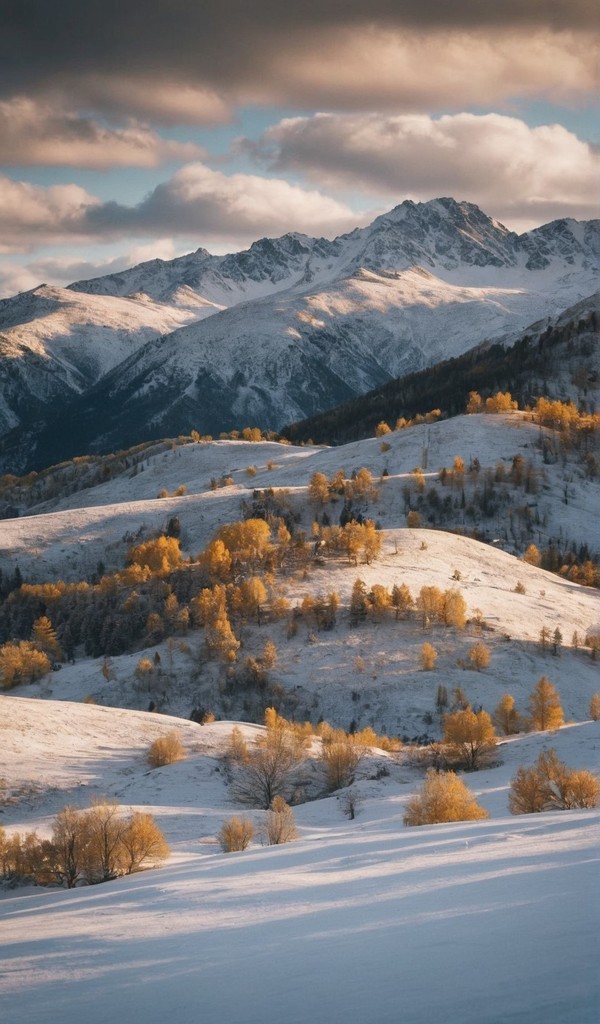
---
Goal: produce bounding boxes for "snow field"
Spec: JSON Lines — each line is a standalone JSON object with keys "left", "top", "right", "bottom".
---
{"left": 0, "top": 695, "right": 598, "bottom": 1024}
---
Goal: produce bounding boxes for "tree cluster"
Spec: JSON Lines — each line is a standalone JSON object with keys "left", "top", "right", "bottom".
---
{"left": 0, "top": 799, "right": 169, "bottom": 888}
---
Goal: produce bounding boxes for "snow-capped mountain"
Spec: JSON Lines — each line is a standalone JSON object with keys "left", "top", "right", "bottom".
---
{"left": 1, "top": 198, "right": 598, "bottom": 471}
{"left": 70, "top": 198, "right": 600, "bottom": 308}
{"left": 0, "top": 285, "right": 203, "bottom": 437}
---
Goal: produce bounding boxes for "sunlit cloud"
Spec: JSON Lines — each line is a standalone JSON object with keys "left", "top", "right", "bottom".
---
{"left": 0, "top": 177, "right": 101, "bottom": 253}
{"left": 248, "top": 112, "right": 600, "bottom": 230}
{"left": 0, "top": 98, "right": 205, "bottom": 168}
{"left": 0, "top": 165, "right": 368, "bottom": 254}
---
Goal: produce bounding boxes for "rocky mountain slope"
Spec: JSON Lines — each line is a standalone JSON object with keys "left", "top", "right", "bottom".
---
{"left": 1, "top": 199, "right": 598, "bottom": 472}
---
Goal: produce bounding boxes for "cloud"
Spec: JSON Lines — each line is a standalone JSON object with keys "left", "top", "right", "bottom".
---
{"left": 0, "top": 165, "right": 366, "bottom": 254}
{"left": 0, "top": 241, "right": 182, "bottom": 298}
{"left": 0, "top": 177, "right": 101, "bottom": 253}
{"left": 84, "top": 163, "right": 364, "bottom": 241}
{"left": 0, "top": 4, "right": 596, "bottom": 121}
{"left": 247, "top": 112, "right": 600, "bottom": 230}
{"left": 0, "top": 98, "right": 205, "bottom": 168}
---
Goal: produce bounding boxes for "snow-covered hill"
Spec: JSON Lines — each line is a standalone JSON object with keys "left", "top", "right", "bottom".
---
{"left": 1, "top": 400, "right": 599, "bottom": 1022}
{"left": 0, "top": 695, "right": 598, "bottom": 1024}
{"left": 1, "top": 198, "right": 598, "bottom": 470}
{"left": 2, "top": 412, "right": 597, "bottom": 584}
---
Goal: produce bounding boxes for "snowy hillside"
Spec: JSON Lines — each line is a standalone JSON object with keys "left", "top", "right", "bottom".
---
{"left": 1, "top": 198, "right": 598, "bottom": 470}
{"left": 0, "top": 410, "right": 598, "bottom": 736}
{"left": 0, "top": 695, "right": 598, "bottom": 1024}
{"left": 2, "top": 413, "right": 597, "bottom": 584}
{"left": 1, "top": 394, "right": 599, "bottom": 1023}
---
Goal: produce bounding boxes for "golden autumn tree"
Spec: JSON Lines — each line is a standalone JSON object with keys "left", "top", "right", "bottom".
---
{"left": 493, "top": 693, "right": 522, "bottom": 735}
{"left": 32, "top": 615, "right": 62, "bottom": 661}
{"left": 528, "top": 676, "right": 564, "bottom": 731}
{"left": 443, "top": 709, "right": 496, "bottom": 770}
{"left": 128, "top": 536, "right": 182, "bottom": 573}
{"left": 404, "top": 770, "right": 488, "bottom": 826}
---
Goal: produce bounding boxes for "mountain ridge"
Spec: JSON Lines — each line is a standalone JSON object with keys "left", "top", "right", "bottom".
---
{"left": 1, "top": 198, "right": 598, "bottom": 472}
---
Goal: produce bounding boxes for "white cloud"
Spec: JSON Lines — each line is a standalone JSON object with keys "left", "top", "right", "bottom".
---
{"left": 105, "top": 163, "right": 364, "bottom": 240}
{"left": 251, "top": 112, "right": 600, "bottom": 230}
{"left": 0, "top": 165, "right": 367, "bottom": 256}
{"left": 0, "top": 177, "right": 101, "bottom": 253}
{"left": 0, "top": 241, "right": 183, "bottom": 298}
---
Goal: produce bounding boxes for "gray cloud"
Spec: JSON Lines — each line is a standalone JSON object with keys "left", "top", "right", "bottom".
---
{"left": 0, "top": 3, "right": 596, "bottom": 121}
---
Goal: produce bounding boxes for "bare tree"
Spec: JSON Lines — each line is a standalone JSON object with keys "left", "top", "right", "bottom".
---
{"left": 232, "top": 722, "right": 308, "bottom": 809}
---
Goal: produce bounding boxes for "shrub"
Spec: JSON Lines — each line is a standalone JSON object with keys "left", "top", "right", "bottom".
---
{"left": 589, "top": 693, "right": 600, "bottom": 721}
{"left": 148, "top": 731, "right": 186, "bottom": 768}
{"left": 219, "top": 817, "right": 255, "bottom": 852}
{"left": 509, "top": 749, "right": 599, "bottom": 814}
{"left": 404, "top": 770, "right": 489, "bottom": 826}
{"left": 263, "top": 796, "right": 298, "bottom": 845}
{"left": 321, "top": 733, "right": 365, "bottom": 791}
{"left": 468, "top": 642, "right": 491, "bottom": 671}
{"left": 120, "top": 812, "right": 170, "bottom": 873}
{"left": 420, "top": 642, "right": 437, "bottom": 671}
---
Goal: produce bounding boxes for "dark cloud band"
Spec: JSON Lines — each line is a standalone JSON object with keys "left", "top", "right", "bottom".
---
{"left": 1, "top": 2, "right": 596, "bottom": 108}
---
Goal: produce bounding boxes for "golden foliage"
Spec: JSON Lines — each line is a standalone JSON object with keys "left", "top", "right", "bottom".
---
{"left": 528, "top": 676, "right": 564, "bottom": 731}
{"left": 263, "top": 796, "right": 298, "bottom": 845}
{"left": 404, "top": 770, "right": 489, "bottom": 826}
{"left": 218, "top": 817, "right": 255, "bottom": 852}
{"left": 509, "top": 749, "right": 599, "bottom": 814}
{"left": 128, "top": 536, "right": 182, "bottom": 573}
{"left": 148, "top": 731, "right": 186, "bottom": 768}
{"left": 468, "top": 641, "right": 491, "bottom": 671}
{"left": 0, "top": 640, "right": 51, "bottom": 689}
{"left": 443, "top": 709, "right": 496, "bottom": 770}
{"left": 420, "top": 642, "right": 438, "bottom": 671}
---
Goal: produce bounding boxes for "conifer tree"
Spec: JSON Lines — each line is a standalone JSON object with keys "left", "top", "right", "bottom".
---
{"left": 32, "top": 616, "right": 62, "bottom": 661}
{"left": 528, "top": 676, "right": 564, "bottom": 731}
{"left": 493, "top": 693, "right": 521, "bottom": 735}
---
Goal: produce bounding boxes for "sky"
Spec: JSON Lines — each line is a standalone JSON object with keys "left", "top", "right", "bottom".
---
{"left": 0, "top": 0, "right": 598, "bottom": 297}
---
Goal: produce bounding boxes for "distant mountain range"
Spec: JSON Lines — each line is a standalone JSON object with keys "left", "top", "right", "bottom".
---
{"left": 1, "top": 197, "right": 598, "bottom": 473}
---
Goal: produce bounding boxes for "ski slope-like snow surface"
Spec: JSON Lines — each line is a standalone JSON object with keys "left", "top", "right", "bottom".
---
{"left": 0, "top": 696, "right": 598, "bottom": 1024}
